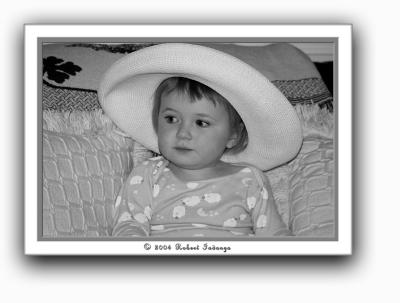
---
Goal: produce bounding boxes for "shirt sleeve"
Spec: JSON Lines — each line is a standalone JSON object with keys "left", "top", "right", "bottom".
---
{"left": 249, "top": 169, "right": 292, "bottom": 237}
{"left": 111, "top": 161, "right": 155, "bottom": 237}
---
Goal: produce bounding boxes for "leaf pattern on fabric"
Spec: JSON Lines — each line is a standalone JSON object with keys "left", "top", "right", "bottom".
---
{"left": 43, "top": 56, "right": 82, "bottom": 84}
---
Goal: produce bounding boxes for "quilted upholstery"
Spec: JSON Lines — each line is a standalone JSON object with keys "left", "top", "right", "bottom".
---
{"left": 287, "top": 136, "right": 334, "bottom": 236}
{"left": 264, "top": 135, "right": 334, "bottom": 236}
{"left": 42, "top": 130, "right": 134, "bottom": 237}
{"left": 42, "top": 127, "right": 334, "bottom": 238}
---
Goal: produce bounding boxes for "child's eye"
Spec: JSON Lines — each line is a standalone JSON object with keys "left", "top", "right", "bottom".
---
{"left": 196, "top": 120, "right": 210, "bottom": 128}
{"left": 164, "top": 115, "right": 178, "bottom": 124}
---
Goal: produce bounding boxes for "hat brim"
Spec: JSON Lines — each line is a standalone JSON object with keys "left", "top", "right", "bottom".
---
{"left": 98, "top": 43, "right": 302, "bottom": 171}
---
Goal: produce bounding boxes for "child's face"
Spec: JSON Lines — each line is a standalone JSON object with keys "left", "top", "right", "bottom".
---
{"left": 157, "top": 91, "right": 237, "bottom": 170}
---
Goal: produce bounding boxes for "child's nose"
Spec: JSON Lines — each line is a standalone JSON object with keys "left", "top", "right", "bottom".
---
{"left": 176, "top": 123, "right": 192, "bottom": 140}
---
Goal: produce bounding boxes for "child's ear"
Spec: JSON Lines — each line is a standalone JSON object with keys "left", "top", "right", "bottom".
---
{"left": 226, "top": 123, "right": 243, "bottom": 149}
{"left": 226, "top": 135, "right": 238, "bottom": 149}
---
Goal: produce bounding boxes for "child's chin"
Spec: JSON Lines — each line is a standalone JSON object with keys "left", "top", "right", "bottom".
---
{"left": 163, "top": 150, "right": 221, "bottom": 170}
{"left": 167, "top": 158, "right": 206, "bottom": 170}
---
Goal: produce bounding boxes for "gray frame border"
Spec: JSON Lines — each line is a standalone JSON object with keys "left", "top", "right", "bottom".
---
{"left": 38, "top": 36, "right": 339, "bottom": 243}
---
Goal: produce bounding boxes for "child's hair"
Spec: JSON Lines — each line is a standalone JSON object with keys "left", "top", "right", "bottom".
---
{"left": 152, "top": 77, "right": 248, "bottom": 154}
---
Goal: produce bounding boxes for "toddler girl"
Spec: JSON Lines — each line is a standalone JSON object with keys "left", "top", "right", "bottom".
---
{"left": 98, "top": 43, "right": 303, "bottom": 238}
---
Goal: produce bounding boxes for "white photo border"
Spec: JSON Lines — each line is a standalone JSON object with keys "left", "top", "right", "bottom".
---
{"left": 25, "top": 24, "right": 352, "bottom": 256}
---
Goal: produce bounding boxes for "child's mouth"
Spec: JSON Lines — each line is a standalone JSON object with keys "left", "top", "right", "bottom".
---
{"left": 174, "top": 146, "right": 193, "bottom": 152}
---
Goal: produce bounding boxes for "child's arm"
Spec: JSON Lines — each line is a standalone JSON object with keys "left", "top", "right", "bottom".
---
{"left": 250, "top": 171, "right": 292, "bottom": 237}
{"left": 111, "top": 193, "right": 150, "bottom": 237}
{"left": 111, "top": 163, "right": 154, "bottom": 237}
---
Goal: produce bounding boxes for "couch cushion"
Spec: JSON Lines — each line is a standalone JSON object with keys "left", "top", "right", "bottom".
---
{"left": 42, "top": 129, "right": 134, "bottom": 237}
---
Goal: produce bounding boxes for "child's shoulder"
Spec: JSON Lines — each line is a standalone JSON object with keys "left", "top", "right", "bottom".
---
{"left": 231, "top": 163, "right": 270, "bottom": 188}
{"left": 129, "top": 156, "right": 168, "bottom": 178}
{"left": 232, "top": 163, "right": 265, "bottom": 177}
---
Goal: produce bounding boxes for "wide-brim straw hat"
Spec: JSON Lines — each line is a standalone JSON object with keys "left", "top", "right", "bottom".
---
{"left": 98, "top": 43, "right": 302, "bottom": 171}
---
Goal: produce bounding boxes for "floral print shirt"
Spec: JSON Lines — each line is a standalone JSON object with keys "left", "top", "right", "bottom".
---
{"left": 112, "top": 156, "right": 290, "bottom": 237}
